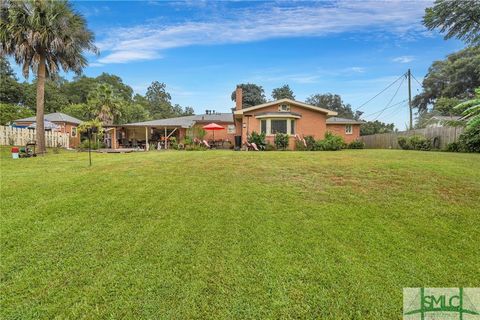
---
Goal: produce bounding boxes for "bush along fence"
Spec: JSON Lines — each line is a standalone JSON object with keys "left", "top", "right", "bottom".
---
{"left": 359, "top": 126, "right": 464, "bottom": 150}
{"left": 0, "top": 125, "right": 70, "bottom": 148}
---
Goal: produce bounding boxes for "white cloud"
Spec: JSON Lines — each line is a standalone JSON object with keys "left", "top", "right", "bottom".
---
{"left": 88, "top": 62, "right": 104, "bottom": 67}
{"left": 95, "top": 0, "right": 430, "bottom": 64}
{"left": 98, "top": 50, "right": 161, "bottom": 64}
{"left": 392, "top": 55, "right": 415, "bottom": 63}
{"left": 348, "top": 67, "right": 366, "bottom": 73}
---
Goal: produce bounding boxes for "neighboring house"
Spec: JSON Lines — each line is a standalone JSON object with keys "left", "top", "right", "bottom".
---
{"left": 12, "top": 112, "right": 82, "bottom": 148}
{"left": 425, "top": 115, "right": 463, "bottom": 128}
{"left": 325, "top": 117, "right": 364, "bottom": 142}
{"left": 106, "top": 87, "right": 363, "bottom": 150}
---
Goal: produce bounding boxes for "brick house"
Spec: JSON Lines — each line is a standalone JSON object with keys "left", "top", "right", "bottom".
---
{"left": 233, "top": 87, "right": 363, "bottom": 149}
{"left": 107, "top": 87, "right": 363, "bottom": 150}
{"left": 13, "top": 112, "right": 82, "bottom": 148}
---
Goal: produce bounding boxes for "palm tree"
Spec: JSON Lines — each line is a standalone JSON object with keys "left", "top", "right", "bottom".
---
{"left": 88, "top": 84, "right": 123, "bottom": 126}
{"left": 455, "top": 87, "right": 480, "bottom": 129}
{"left": 0, "top": 0, "right": 97, "bottom": 154}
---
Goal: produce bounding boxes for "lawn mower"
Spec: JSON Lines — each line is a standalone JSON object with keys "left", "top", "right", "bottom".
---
{"left": 19, "top": 141, "right": 37, "bottom": 158}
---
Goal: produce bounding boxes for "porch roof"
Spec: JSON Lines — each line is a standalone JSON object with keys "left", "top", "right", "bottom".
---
{"left": 122, "top": 113, "right": 234, "bottom": 128}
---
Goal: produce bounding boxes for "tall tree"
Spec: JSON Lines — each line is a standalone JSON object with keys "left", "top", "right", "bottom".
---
{"left": 23, "top": 77, "right": 70, "bottom": 113}
{"left": 413, "top": 47, "right": 480, "bottom": 113}
{"left": 145, "top": 81, "right": 173, "bottom": 119}
{"left": 0, "top": 103, "right": 33, "bottom": 125}
{"left": 272, "top": 84, "right": 295, "bottom": 100}
{"left": 0, "top": 56, "right": 25, "bottom": 104}
{"left": 231, "top": 83, "right": 266, "bottom": 108}
{"left": 424, "top": 0, "right": 480, "bottom": 46}
{"left": 183, "top": 106, "right": 195, "bottom": 116}
{"left": 360, "top": 120, "right": 395, "bottom": 136}
{"left": 88, "top": 84, "right": 123, "bottom": 125}
{"left": 95, "top": 73, "right": 133, "bottom": 102}
{"left": 306, "top": 93, "right": 356, "bottom": 118}
{"left": 62, "top": 75, "right": 98, "bottom": 104}
{"left": 0, "top": 0, "right": 97, "bottom": 153}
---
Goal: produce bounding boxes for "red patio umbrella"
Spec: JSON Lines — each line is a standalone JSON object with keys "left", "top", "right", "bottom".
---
{"left": 203, "top": 122, "right": 224, "bottom": 142}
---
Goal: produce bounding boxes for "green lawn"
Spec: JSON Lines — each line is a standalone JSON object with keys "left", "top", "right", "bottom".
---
{"left": 1, "top": 148, "right": 479, "bottom": 319}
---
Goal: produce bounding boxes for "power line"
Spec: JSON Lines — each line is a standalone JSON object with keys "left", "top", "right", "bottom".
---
{"left": 354, "top": 72, "right": 407, "bottom": 112}
{"left": 362, "top": 76, "right": 405, "bottom": 121}
{"left": 364, "top": 99, "right": 407, "bottom": 118}
{"left": 379, "top": 101, "right": 408, "bottom": 121}
{"left": 411, "top": 73, "right": 423, "bottom": 88}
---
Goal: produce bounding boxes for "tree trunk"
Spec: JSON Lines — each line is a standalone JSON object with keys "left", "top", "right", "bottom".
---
{"left": 36, "top": 54, "right": 46, "bottom": 154}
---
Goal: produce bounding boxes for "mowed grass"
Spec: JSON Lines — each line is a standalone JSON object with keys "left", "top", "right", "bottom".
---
{"left": 1, "top": 148, "right": 479, "bottom": 319}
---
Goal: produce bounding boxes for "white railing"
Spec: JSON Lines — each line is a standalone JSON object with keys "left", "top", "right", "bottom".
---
{"left": 0, "top": 125, "right": 70, "bottom": 148}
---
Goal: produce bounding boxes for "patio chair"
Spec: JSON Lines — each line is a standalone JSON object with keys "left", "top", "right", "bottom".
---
{"left": 132, "top": 139, "right": 139, "bottom": 149}
{"left": 202, "top": 140, "right": 211, "bottom": 149}
{"left": 244, "top": 141, "right": 258, "bottom": 151}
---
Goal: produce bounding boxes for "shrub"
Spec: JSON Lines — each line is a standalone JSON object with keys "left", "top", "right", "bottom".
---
{"left": 409, "top": 135, "right": 432, "bottom": 151}
{"left": 274, "top": 133, "right": 289, "bottom": 150}
{"left": 265, "top": 143, "right": 276, "bottom": 151}
{"left": 185, "top": 144, "right": 207, "bottom": 151}
{"left": 295, "top": 139, "right": 307, "bottom": 151}
{"left": 458, "top": 125, "right": 480, "bottom": 153}
{"left": 397, "top": 136, "right": 410, "bottom": 150}
{"left": 348, "top": 140, "right": 365, "bottom": 149}
{"left": 315, "top": 132, "right": 345, "bottom": 151}
{"left": 79, "top": 139, "right": 105, "bottom": 150}
{"left": 398, "top": 135, "right": 432, "bottom": 151}
{"left": 248, "top": 131, "right": 266, "bottom": 150}
{"left": 296, "top": 135, "right": 316, "bottom": 151}
{"left": 170, "top": 137, "right": 178, "bottom": 150}
{"left": 445, "top": 142, "right": 461, "bottom": 152}
{"left": 304, "top": 135, "right": 316, "bottom": 151}
{"left": 184, "top": 136, "right": 193, "bottom": 146}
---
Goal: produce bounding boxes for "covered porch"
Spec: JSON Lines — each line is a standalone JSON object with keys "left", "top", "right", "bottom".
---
{"left": 104, "top": 125, "right": 186, "bottom": 150}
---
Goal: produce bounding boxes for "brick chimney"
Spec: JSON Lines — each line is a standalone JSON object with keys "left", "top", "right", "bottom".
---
{"left": 235, "top": 86, "right": 243, "bottom": 111}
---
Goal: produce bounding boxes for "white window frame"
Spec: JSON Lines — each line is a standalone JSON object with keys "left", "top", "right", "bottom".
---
{"left": 345, "top": 124, "right": 353, "bottom": 135}
{"left": 71, "top": 126, "right": 77, "bottom": 137}
{"left": 227, "top": 124, "right": 235, "bottom": 134}
{"left": 264, "top": 118, "right": 295, "bottom": 136}
{"left": 278, "top": 104, "right": 290, "bottom": 112}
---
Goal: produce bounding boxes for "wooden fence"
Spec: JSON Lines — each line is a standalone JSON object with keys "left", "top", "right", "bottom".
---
{"left": 359, "top": 126, "right": 464, "bottom": 149}
{"left": 0, "top": 125, "right": 69, "bottom": 148}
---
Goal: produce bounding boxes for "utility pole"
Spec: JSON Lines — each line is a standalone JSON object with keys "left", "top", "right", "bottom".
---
{"left": 407, "top": 69, "right": 413, "bottom": 130}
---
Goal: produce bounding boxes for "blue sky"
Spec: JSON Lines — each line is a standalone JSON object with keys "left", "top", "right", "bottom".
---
{"left": 36, "top": 1, "right": 470, "bottom": 128}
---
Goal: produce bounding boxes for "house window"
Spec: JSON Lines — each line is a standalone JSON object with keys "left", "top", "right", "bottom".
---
{"left": 71, "top": 127, "right": 77, "bottom": 137}
{"left": 271, "top": 119, "right": 287, "bottom": 134}
{"left": 261, "top": 120, "right": 267, "bottom": 134}
{"left": 279, "top": 104, "right": 290, "bottom": 112}
{"left": 290, "top": 119, "right": 295, "bottom": 134}
{"left": 227, "top": 125, "right": 235, "bottom": 134}
{"left": 345, "top": 124, "right": 353, "bottom": 135}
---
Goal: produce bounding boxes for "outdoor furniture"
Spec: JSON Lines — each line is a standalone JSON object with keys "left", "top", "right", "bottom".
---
{"left": 203, "top": 123, "right": 224, "bottom": 144}
{"left": 245, "top": 141, "right": 259, "bottom": 151}
{"left": 202, "top": 140, "right": 211, "bottom": 149}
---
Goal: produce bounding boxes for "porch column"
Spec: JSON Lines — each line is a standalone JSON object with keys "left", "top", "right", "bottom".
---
{"left": 145, "top": 127, "right": 149, "bottom": 151}
{"left": 165, "top": 127, "right": 167, "bottom": 149}
{"left": 112, "top": 127, "right": 117, "bottom": 149}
